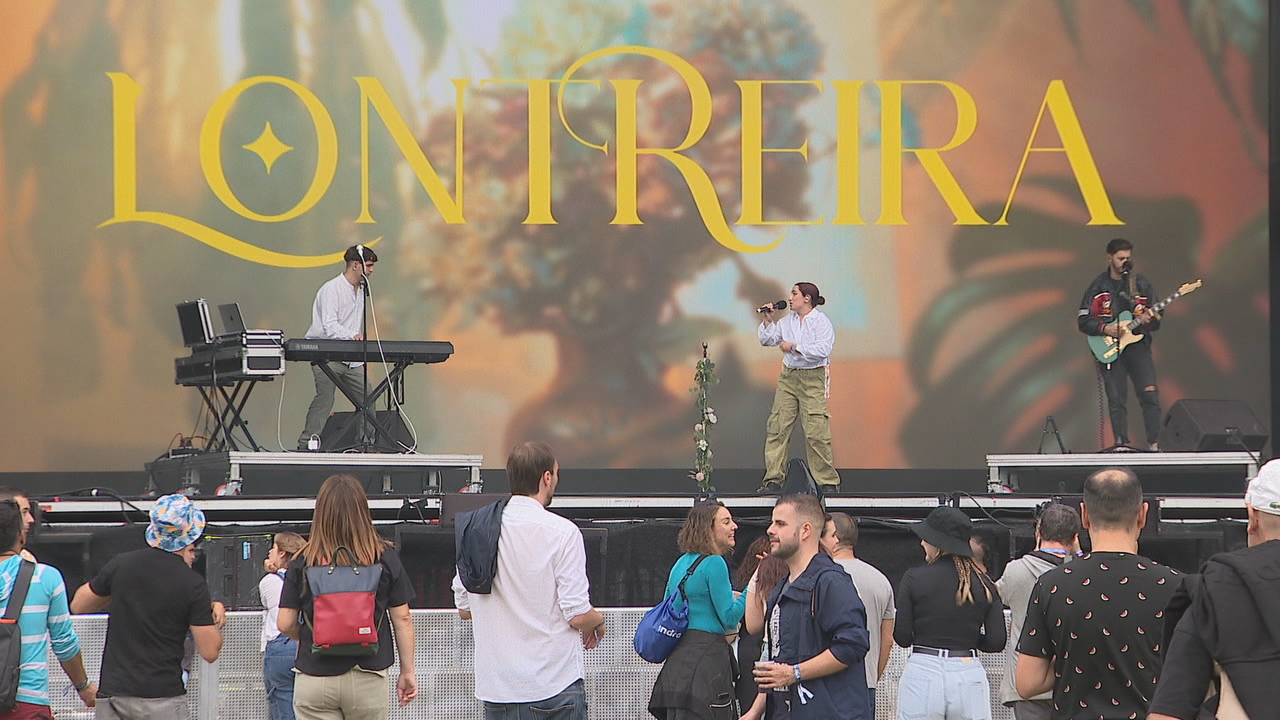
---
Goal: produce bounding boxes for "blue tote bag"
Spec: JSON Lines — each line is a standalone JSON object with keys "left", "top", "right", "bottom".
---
{"left": 633, "top": 554, "right": 708, "bottom": 663}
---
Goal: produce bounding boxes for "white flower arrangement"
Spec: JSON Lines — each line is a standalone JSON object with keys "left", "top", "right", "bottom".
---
{"left": 690, "top": 343, "right": 718, "bottom": 493}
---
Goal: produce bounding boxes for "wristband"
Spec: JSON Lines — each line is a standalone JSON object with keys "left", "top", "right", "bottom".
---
{"left": 793, "top": 664, "right": 802, "bottom": 683}
{"left": 74, "top": 679, "right": 90, "bottom": 692}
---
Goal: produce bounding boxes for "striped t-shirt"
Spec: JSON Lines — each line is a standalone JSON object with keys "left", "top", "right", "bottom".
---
{"left": 0, "top": 555, "right": 81, "bottom": 706}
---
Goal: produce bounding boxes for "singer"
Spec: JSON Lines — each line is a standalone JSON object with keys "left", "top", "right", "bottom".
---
{"left": 296, "top": 245, "right": 377, "bottom": 451}
{"left": 757, "top": 282, "right": 840, "bottom": 492}
{"left": 1078, "top": 238, "right": 1163, "bottom": 450}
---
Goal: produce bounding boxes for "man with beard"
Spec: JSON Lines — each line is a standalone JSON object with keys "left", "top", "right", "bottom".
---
{"left": 452, "top": 442, "right": 605, "bottom": 719}
{"left": 1077, "top": 238, "right": 1163, "bottom": 450}
{"left": 746, "top": 494, "right": 870, "bottom": 719}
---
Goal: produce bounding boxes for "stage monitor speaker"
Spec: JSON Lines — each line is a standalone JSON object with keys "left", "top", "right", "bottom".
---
{"left": 1158, "top": 399, "right": 1268, "bottom": 452}
{"left": 321, "top": 410, "right": 412, "bottom": 450}
{"left": 203, "top": 535, "right": 273, "bottom": 610}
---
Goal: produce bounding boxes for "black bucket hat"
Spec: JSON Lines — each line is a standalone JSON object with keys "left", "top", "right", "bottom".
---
{"left": 912, "top": 506, "right": 973, "bottom": 557}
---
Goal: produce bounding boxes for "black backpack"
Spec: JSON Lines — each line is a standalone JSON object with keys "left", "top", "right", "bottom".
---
{"left": 0, "top": 561, "right": 35, "bottom": 713}
{"left": 781, "top": 458, "right": 820, "bottom": 497}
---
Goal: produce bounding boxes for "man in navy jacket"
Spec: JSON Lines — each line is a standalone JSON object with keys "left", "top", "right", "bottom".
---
{"left": 747, "top": 494, "right": 870, "bottom": 719}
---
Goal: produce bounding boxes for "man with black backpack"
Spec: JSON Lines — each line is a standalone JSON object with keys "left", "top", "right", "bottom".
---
{"left": 996, "top": 503, "right": 1081, "bottom": 720}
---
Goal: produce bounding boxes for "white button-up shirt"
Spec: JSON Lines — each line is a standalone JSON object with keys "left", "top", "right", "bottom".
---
{"left": 758, "top": 308, "right": 835, "bottom": 369}
{"left": 452, "top": 495, "right": 594, "bottom": 703}
{"left": 305, "top": 273, "right": 364, "bottom": 367}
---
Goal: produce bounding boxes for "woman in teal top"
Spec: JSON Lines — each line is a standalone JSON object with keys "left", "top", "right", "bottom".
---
{"left": 649, "top": 500, "right": 748, "bottom": 719}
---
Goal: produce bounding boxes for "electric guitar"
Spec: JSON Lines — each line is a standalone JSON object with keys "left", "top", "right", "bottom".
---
{"left": 1087, "top": 279, "right": 1202, "bottom": 364}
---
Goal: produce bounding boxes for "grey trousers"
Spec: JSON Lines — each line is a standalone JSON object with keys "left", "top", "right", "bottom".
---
{"left": 299, "top": 362, "right": 369, "bottom": 449}
{"left": 1012, "top": 699, "right": 1053, "bottom": 720}
{"left": 94, "top": 695, "right": 190, "bottom": 720}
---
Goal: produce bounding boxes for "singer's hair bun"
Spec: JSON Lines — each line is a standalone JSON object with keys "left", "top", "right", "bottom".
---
{"left": 814, "top": 296, "right": 825, "bottom": 306}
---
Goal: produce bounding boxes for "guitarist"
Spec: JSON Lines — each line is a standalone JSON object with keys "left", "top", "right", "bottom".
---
{"left": 1077, "top": 238, "right": 1163, "bottom": 450}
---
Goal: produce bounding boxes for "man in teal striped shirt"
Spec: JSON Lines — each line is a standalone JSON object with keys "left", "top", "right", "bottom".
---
{"left": 0, "top": 498, "right": 95, "bottom": 718}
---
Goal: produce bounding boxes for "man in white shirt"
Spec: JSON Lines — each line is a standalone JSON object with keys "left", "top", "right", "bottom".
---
{"left": 297, "top": 245, "right": 376, "bottom": 451}
{"left": 758, "top": 281, "right": 839, "bottom": 491}
{"left": 453, "top": 442, "right": 606, "bottom": 719}
{"left": 821, "top": 511, "right": 895, "bottom": 715}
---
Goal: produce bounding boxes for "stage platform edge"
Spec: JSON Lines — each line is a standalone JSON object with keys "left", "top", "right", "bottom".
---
{"left": 987, "top": 451, "right": 1259, "bottom": 493}
{"left": 34, "top": 491, "right": 1250, "bottom": 525}
{"left": 145, "top": 450, "right": 482, "bottom": 496}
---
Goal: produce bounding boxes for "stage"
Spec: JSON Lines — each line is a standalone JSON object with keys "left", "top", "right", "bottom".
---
{"left": 23, "top": 449, "right": 1255, "bottom": 614}
{"left": 32, "top": 489, "right": 1252, "bottom": 525}
{"left": 143, "top": 450, "right": 483, "bottom": 497}
{"left": 986, "top": 450, "right": 1260, "bottom": 493}
{"left": 21, "top": 446, "right": 1263, "bottom": 500}
{"left": 6, "top": 445, "right": 1256, "bottom": 613}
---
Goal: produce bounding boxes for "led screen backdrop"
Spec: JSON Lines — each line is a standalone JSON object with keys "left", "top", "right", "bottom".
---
{"left": 0, "top": 0, "right": 1268, "bottom": 472}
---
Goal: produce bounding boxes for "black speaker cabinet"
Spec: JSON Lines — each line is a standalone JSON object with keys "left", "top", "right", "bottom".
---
{"left": 1158, "top": 399, "right": 1268, "bottom": 452}
{"left": 321, "top": 410, "right": 412, "bottom": 451}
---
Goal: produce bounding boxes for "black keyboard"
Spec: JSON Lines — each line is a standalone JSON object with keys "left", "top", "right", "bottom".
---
{"left": 283, "top": 339, "right": 454, "bottom": 365}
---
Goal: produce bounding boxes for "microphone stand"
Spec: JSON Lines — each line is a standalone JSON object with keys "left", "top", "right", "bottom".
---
{"left": 1037, "top": 415, "right": 1068, "bottom": 454}
{"left": 359, "top": 270, "right": 372, "bottom": 453}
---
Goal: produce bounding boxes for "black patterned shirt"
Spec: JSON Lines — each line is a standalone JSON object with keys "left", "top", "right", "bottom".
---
{"left": 1017, "top": 551, "right": 1180, "bottom": 720}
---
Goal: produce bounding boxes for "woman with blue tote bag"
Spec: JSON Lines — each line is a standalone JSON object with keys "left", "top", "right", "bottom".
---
{"left": 649, "top": 500, "right": 749, "bottom": 719}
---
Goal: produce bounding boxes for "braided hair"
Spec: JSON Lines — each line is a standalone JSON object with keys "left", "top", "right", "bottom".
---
{"left": 943, "top": 553, "right": 995, "bottom": 606}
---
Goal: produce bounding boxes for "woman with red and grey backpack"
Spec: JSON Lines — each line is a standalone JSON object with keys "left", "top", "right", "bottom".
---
{"left": 277, "top": 475, "right": 418, "bottom": 719}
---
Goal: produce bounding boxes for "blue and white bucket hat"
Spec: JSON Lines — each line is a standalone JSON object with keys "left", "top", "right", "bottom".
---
{"left": 146, "top": 494, "right": 206, "bottom": 552}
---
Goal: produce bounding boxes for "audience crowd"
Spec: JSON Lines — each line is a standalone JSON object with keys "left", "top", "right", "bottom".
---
{"left": 1, "top": 454, "right": 1275, "bottom": 719}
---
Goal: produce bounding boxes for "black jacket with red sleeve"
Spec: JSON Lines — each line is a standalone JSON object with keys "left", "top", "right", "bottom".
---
{"left": 1077, "top": 270, "right": 1161, "bottom": 341}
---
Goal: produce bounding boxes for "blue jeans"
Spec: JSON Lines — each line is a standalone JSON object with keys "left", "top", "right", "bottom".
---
{"left": 482, "top": 679, "right": 587, "bottom": 720}
{"left": 263, "top": 635, "right": 298, "bottom": 720}
{"left": 896, "top": 653, "right": 990, "bottom": 720}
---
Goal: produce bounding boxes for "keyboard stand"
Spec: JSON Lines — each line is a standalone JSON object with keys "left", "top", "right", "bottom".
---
{"left": 196, "top": 379, "right": 263, "bottom": 452}
{"left": 315, "top": 360, "right": 410, "bottom": 452}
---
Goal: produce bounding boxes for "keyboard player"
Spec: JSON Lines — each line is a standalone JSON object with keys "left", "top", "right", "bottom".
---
{"left": 297, "top": 245, "right": 377, "bottom": 451}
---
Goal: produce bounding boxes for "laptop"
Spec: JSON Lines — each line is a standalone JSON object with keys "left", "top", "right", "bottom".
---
{"left": 218, "top": 303, "right": 247, "bottom": 338}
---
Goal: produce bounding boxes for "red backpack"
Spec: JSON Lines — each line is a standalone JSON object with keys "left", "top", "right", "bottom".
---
{"left": 303, "top": 547, "right": 383, "bottom": 656}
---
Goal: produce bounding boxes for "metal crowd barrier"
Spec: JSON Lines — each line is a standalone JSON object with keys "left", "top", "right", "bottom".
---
{"left": 47, "top": 610, "right": 1015, "bottom": 719}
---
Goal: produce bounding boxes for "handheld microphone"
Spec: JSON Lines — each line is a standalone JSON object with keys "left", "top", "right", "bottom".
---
{"left": 756, "top": 301, "right": 786, "bottom": 313}
{"left": 1121, "top": 259, "right": 1133, "bottom": 275}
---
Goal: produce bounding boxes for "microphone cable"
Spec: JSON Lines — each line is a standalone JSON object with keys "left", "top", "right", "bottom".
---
{"left": 364, "top": 276, "right": 421, "bottom": 453}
